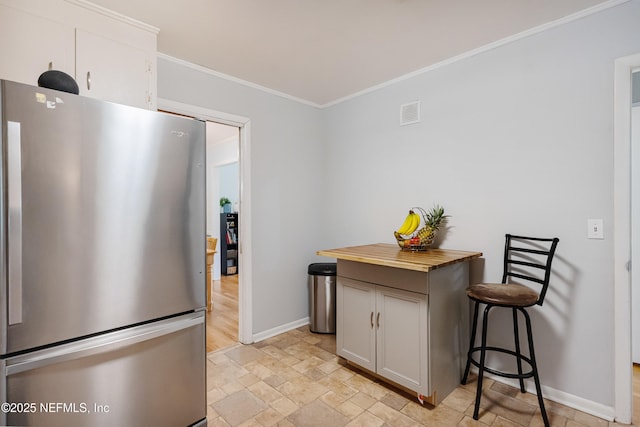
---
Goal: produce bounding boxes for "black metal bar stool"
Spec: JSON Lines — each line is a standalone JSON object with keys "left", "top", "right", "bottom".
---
{"left": 461, "top": 234, "right": 559, "bottom": 427}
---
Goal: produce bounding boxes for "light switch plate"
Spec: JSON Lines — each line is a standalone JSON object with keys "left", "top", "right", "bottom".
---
{"left": 587, "top": 219, "right": 604, "bottom": 239}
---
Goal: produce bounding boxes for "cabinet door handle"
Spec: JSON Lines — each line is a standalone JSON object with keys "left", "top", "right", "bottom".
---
{"left": 86, "top": 71, "right": 91, "bottom": 90}
{"left": 370, "top": 312, "right": 374, "bottom": 328}
{"left": 376, "top": 312, "right": 380, "bottom": 328}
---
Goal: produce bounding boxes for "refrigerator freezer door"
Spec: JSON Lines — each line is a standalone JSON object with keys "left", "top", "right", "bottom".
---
{"left": 1, "top": 312, "right": 206, "bottom": 427}
{"left": 0, "top": 81, "right": 206, "bottom": 354}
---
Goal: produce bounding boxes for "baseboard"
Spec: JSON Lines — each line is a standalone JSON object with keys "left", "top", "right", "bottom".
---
{"left": 251, "top": 317, "right": 310, "bottom": 343}
{"left": 483, "top": 373, "right": 615, "bottom": 422}
{"left": 542, "top": 385, "right": 615, "bottom": 422}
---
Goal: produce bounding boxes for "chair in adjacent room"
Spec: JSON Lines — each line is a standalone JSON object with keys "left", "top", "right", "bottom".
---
{"left": 206, "top": 237, "right": 218, "bottom": 312}
{"left": 461, "top": 234, "right": 559, "bottom": 427}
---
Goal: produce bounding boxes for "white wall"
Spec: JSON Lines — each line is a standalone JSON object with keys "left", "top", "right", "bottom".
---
{"left": 219, "top": 163, "right": 239, "bottom": 210}
{"left": 158, "top": 59, "right": 326, "bottom": 334}
{"left": 320, "top": 0, "right": 640, "bottom": 410}
{"left": 206, "top": 130, "right": 238, "bottom": 238}
{"left": 205, "top": 125, "right": 239, "bottom": 279}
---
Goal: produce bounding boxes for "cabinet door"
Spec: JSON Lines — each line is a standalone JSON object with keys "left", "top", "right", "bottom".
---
{"left": 0, "top": 5, "right": 75, "bottom": 85}
{"left": 75, "top": 28, "right": 153, "bottom": 109}
{"left": 336, "top": 277, "right": 376, "bottom": 372}
{"left": 376, "top": 286, "right": 429, "bottom": 395}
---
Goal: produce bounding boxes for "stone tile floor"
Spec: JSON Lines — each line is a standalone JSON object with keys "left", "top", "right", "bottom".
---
{"left": 206, "top": 326, "right": 634, "bottom": 427}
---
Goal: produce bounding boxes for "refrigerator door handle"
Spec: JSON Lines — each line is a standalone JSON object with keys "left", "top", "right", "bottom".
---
{"left": 5, "top": 313, "right": 203, "bottom": 375}
{"left": 7, "top": 121, "right": 22, "bottom": 325}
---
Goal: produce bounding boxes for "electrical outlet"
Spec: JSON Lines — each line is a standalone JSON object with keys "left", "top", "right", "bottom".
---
{"left": 587, "top": 219, "right": 604, "bottom": 239}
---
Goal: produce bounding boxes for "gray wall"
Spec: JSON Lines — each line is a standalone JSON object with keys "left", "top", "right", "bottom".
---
{"left": 319, "top": 0, "right": 640, "bottom": 408}
{"left": 158, "top": 59, "right": 326, "bottom": 334}
{"left": 157, "top": 0, "right": 640, "bottom": 413}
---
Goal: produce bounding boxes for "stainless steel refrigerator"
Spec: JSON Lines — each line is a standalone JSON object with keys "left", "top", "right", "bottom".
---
{"left": 0, "top": 80, "right": 207, "bottom": 426}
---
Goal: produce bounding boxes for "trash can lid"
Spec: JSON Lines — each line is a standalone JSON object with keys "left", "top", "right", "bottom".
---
{"left": 308, "top": 263, "right": 337, "bottom": 275}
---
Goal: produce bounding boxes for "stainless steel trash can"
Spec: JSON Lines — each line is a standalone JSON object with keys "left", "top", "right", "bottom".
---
{"left": 308, "top": 263, "right": 337, "bottom": 334}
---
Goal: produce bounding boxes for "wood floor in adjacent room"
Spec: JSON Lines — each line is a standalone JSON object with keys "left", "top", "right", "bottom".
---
{"left": 206, "top": 274, "right": 239, "bottom": 353}
{"left": 634, "top": 364, "right": 640, "bottom": 425}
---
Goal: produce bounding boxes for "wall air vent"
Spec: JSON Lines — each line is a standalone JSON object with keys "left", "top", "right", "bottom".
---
{"left": 400, "top": 101, "right": 421, "bottom": 126}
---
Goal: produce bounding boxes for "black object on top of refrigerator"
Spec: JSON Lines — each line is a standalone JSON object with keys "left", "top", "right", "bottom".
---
{"left": 0, "top": 80, "right": 207, "bottom": 427}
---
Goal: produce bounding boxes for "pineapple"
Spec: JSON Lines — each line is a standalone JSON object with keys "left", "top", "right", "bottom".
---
{"left": 416, "top": 205, "right": 448, "bottom": 246}
{"left": 425, "top": 205, "right": 448, "bottom": 231}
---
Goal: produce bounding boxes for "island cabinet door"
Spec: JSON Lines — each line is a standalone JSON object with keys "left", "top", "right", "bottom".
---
{"left": 376, "top": 286, "right": 429, "bottom": 395}
{"left": 336, "top": 277, "right": 376, "bottom": 372}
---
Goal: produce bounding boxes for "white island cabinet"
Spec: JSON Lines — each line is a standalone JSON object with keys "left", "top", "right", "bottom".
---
{"left": 318, "top": 243, "right": 482, "bottom": 405}
{"left": 0, "top": 0, "right": 157, "bottom": 109}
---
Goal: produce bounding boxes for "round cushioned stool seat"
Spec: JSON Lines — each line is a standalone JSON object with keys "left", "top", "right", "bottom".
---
{"left": 467, "top": 283, "right": 539, "bottom": 307}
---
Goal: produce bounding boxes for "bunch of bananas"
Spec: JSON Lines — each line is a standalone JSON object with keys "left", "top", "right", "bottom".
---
{"left": 395, "top": 210, "right": 421, "bottom": 236}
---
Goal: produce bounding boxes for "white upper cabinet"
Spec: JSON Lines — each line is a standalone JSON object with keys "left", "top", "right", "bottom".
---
{"left": 0, "top": 0, "right": 158, "bottom": 109}
{"left": 75, "top": 28, "right": 153, "bottom": 108}
{"left": 0, "top": 5, "right": 75, "bottom": 84}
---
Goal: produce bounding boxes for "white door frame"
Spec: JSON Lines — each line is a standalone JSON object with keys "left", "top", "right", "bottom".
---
{"left": 613, "top": 52, "right": 640, "bottom": 424}
{"left": 158, "top": 98, "right": 253, "bottom": 345}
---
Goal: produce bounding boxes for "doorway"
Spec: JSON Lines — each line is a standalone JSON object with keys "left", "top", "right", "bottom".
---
{"left": 158, "top": 98, "right": 253, "bottom": 349}
{"left": 631, "top": 71, "right": 640, "bottom": 424}
{"left": 632, "top": 71, "right": 640, "bottom": 366}
{"left": 207, "top": 122, "right": 240, "bottom": 352}
{"left": 614, "top": 53, "right": 640, "bottom": 424}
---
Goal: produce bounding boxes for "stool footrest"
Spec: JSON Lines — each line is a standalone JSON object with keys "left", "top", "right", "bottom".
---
{"left": 467, "top": 346, "right": 534, "bottom": 380}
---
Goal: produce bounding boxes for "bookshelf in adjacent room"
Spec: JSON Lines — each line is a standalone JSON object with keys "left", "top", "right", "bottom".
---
{"left": 220, "top": 213, "right": 238, "bottom": 275}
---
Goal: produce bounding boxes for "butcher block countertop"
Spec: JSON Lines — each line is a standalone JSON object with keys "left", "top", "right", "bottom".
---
{"left": 317, "top": 243, "right": 482, "bottom": 273}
